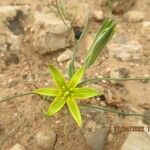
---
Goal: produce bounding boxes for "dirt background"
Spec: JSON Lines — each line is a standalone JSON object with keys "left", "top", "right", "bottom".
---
{"left": 0, "top": 0, "right": 150, "bottom": 150}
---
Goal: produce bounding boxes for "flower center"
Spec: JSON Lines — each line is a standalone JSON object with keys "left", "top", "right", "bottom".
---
{"left": 62, "top": 87, "right": 74, "bottom": 98}
{"left": 64, "top": 90, "right": 70, "bottom": 97}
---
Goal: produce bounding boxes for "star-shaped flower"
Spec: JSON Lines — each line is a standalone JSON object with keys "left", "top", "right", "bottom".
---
{"left": 33, "top": 65, "right": 102, "bottom": 127}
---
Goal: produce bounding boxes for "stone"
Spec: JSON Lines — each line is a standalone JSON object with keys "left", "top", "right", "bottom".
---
{"left": 87, "top": 127, "right": 110, "bottom": 150}
{"left": 4, "top": 53, "right": 19, "bottom": 66}
{"left": 86, "top": 120, "right": 97, "bottom": 132}
{"left": 0, "top": 5, "right": 30, "bottom": 34}
{"left": 124, "top": 11, "right": 144, "bottom": 22}
{"left": 0, "top": 5, "right": 30, "bottom": 52}
{"left": 25, "top": 11, "right": 74, "bottom": 54}
{"left": 107, "top": 40, "right": 142, "bottom": 61}
{"left": 0, "top": 6, "right": 19, "bottom": 23}
{"left": 93, "top": 10, "right": 104, "bottom": 21}
{"left": 142, "top": 21, "right": 150, "bottom": 28}
{"left": 118, "top": 67, "right": 130, "bottom": 78}
{"left": 120, "top": 132, "right": 150, "bottom": 150}
{"left": 57, "top": 49, "right": 72, "bottom": 63}
{"left": 36, "top": 130, "right": 56, "bottom": 149}
{"left": 0, "top": 5, "right": 30, "bottom": 21}
{"left": 109, "top": 67, "right": 130, "bottom": 84}
{"left": 105, "top": 89, "right": 123, "bottom": 107}
{"left": 7, "top": 34, "right": 22, "bottom": 50}
{"left": 10, "top": 143, "right": 25, "bottom": 150}
{"left": 8, "top": 79, "right": 19, "bottom": 88}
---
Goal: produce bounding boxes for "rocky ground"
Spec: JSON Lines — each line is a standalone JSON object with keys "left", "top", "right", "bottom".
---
{"left": 0, "top": 0, "right": 150, "bottom": 150}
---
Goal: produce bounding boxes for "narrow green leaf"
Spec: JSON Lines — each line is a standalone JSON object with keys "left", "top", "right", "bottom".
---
{"left": 33, "top": 88, "right": 60, "bottom": 96}
{"left": 95, "top": 18, "right": 114, "bottom": 39}
{"left": 84, "top": 18, "right": 116, "bottom": 68}
{"left": 73, "top": 87, "right": 102, "bottom": 99}
{"left": 68, "top": 43, "right": 77, "bottom": 80}
{"left": 68, "top": 59, "right": 76, "bottom": 79}
{"left": 67, "top": 97, "right": 82, "bottom": 127}
{"left": 47, "top": 97, "right": 66, "bottom": 116}
{"left": 68, "top": 67, "right": 85, "bottom": 88}
{"left": 48, "top": 64, "right": 67, "bottom": 88}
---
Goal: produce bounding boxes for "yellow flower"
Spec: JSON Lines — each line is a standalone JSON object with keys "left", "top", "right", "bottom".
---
{"left": 33, "top": 65, "right": 102, "bottom": 127}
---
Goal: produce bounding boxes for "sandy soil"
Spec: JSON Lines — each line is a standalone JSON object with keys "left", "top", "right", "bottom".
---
{"left": 0, "top": 0, "right": 150, "bottom": 150}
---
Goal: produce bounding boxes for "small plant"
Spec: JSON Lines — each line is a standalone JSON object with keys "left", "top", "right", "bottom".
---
{"left": 33, "top": 18, "right": 116, "bottom": 127}
{"left": 33, "top": 65, "right": 101, "bottom": 126}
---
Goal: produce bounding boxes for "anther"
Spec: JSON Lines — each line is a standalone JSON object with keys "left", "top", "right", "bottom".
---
{"left": 70, "top": 88, "right": 73, "bottom": 91}
{"left": 62, "top": 86, "right": 66, "bottom": 90}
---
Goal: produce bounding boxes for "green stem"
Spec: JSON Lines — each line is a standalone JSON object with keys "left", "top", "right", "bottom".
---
{"left": 0, "top": 93, "right": 146, "bottom": 118}
{"left": 79, "top": 77, "right": 150, "bottom": 86}
{"left": 68, "top": 10, "right": 90, "bottom": 79}
{"left": 0, "top": 92, "right": 33, "bottom": 103}
{"left": 56, "top": 0, "right": 70, "bottom": 29}
{"left": 80, "top": 104, "right": 144, "bottom": 117}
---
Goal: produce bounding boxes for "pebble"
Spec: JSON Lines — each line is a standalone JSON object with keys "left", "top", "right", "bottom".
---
{"left": 8, "top": 80, "right": 19, "bottom": 88}
{"left": 10, "top": 143, "right": 25, "bottom": 150}
{"left": 120, "top": 132, "right": 150, "bottom": 150}
{"left": 124, "top": 11, "right": 144, "bottom": 22}
{"left": 142, "top": 21, "right": 150, "bottom": 28}
{"left": 107, "top": 133, "right": 113, "bottom": 142}
{"left": 87, "top": 127, "right": 110, "bottom": 150}
{"left": 141, "top": 21, "right": 150, "bottom": 40}
{"left": 105, "top": 89, "right": 123, "bottom": 107}
{"left": 93, "top": 10, "right": 104, "bottom": 21}
{"left": 117, "top": 67, "right": 130, "bottom": 78}
{"left": 100, "top": 101, "right": 106, "bottom": 107}
{"left": 58, "top": 62, "right": 63, "bottom": 67}
{"left": 109, "top": 67, "right": 130, "bottom": 84}
{"left": 57, "top": 49, "right": 72, "bottom": 63}
{"left": 107, "top": 40, "right": 142, "bottom": 61}
{"left": 86, "top": 120, "right": 97, "bottom": 132}
{"left": 36, "top": 130, "right": 56, "bottom": 149}
{"left": 4, "top": 53, "right": 19, "bottom": 66}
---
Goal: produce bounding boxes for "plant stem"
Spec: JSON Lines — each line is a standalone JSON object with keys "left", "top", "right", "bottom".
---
{"left": 0, "top": 92, "right": 33, "bottom": 103}
{"left": 68, "top": 10, "right": 90, "bottom": 78}
{"left": 80, "top": 104, "right": 144, "bottom": 117}
{"left": 56, "top": 0, "right": 70, "bottom": 29}
{"left": 79, "top": 77, "right": 150, "bottom": 86}
{"left": 0, "top": 92, "right": 146, "bottom": 118}
{"left": 71, "top": 10, "right": 90, "bottom": 65}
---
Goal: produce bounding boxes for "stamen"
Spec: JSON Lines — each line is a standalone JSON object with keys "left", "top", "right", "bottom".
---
{"left": 62, "top": 86, "right": 66, "bottom": 90}
{"left": 66, "top": 91, "right": 69, "bottom": 95}
{"left": 63, "top": 90, "right": 70, "bottom": 97}
{"left": 70, "top": 88, "right": 73, "bottom": 91}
